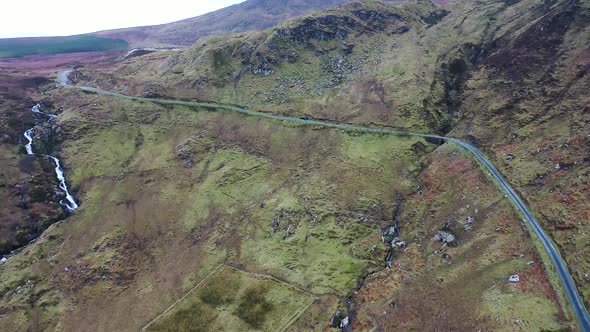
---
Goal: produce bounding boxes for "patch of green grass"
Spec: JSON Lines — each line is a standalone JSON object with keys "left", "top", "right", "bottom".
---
{"left": 198, "top": 266, "right": 242, "bottom": 306}
{"left": 482, "top": 287, "right": 568, "bottom": 331}
{"left": 242, "top": 202, "right": 379, "bottom": 295}
{"left": 178, "top": 148, "right": 273, "bottom": 231}
{"left": 147, "top": 266, "right": 313, "bottom": 332}
{"left": 148, "top": 301, "right": 219, "bottom": 332}
{"left": 67, "top": 125, "right": 138, "bottom": 186}
{"left": 236, "top": 285, "right": 275, "bottom": 328}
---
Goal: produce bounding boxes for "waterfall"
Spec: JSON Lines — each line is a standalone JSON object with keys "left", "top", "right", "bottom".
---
{"left": 23, "top": 104, "right": 79, "bottom": 212}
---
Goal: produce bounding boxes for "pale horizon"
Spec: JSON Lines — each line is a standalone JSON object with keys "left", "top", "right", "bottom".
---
{"left": 0, "top": 0, "right": 245, "bottom": 38}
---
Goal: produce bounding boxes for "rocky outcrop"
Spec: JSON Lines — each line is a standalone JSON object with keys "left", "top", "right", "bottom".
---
{"left": 270, "top": 209, "right": 305, "bottom": 239}
{"left": 423, "top": 9, "right": 449, "bottom": 26}
{"left": 433, "top": 223, "right": 458, "bottom": 247}
{"left": 1, "top": 155, "right": 65, "bottom": 255}
{"left": 351, "top": 9, "right": 403, "bottom": 31}
{"left": 433, "top": 230, "right": 456, "bottom": 245}
{"left": 330, "top": 310, "right": 344, "bottom": 328}
{"left": 242, "top": 3, "right": 409, "bottom": 79}
{"left": 175, "top": 133, "right": 214, "bottom": 168}
{"left": 30, "top": 121, "right": 64, "bottom": 156}
{"left": 68, "top": 69, "right": 92, "bottom": 84}
{"left": 139, "top": 80, "right": 169, "bottom": 98}
{"left": 274, "top": 15, "right": 360, "bottom": 43}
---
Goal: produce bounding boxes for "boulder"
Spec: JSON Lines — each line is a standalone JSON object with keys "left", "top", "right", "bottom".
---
{"left": 330, "top": 310, "right": 343, "bottom": 328}
{"left": 509, "top": 275, "right": 520, "bottom": 283}
{"left": 340, "top": 316, "right": 350, "bottom": 328}
{"left": 433, "top": 230, "right": 456, "bottom": 245}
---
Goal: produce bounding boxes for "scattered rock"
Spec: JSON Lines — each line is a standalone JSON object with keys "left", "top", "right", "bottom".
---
{"left": 433, "top": 222, "right": 458, "bottom": 246}
{"left": 395, "top": 26, "right": 410, "bottom": 34}
{"left": 509, "top": 275, "right": 520, "bottom": 283}
{"left": 464, "top": 215, "right": 475, "bottom": 230}
{"left": 330, "top": 310, "right": 343, "bottom": 328}
{"left": 393, "top": 240, "right": 406, "bottom": 248}
{"left": 340, "top": 316, "right": 350, "bottom": 329}
{"left": 385, "top": 250, "right": 394, "bottom": 262}
{"left": 283, "top": 225, "right": 292, "bottom": 240}
{"left": 442, "top": 253, "right": 452, "bottom": 263}
{"left": 433, "top": 230, "right": 457, "bottom": 246}
{"left": 271, "top": 215, "right": 280, "bottom": 233}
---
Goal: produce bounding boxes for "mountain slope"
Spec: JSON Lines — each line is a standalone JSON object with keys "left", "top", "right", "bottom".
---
{"left": 449, "top": 0, "right": 590, "bottom": 309}
{"left": 0, "top": 0, "right": 388, "bottom": 56}
{"left": 95, "top": 0, "right": 365, "bottom": 47}
{"left": 0, "top": 0, "right": 587, "bottom": 331}
{"left": 81, "top": 0, "right": 449, "bottom": 131}
{"left": 61, "top": 0, "right": 589, "bottom": 325}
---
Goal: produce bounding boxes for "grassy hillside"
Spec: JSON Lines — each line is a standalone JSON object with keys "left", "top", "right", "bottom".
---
{"left": 81, "top": 0, "right": 449, "bottom": 131}
{"left": 0, "top": 82, "right": 571, "bottom": 330}
{"left": 0, "top": 35, "right": 128, "bottom": 58}
{"left": 60, "top": 0, "right": 589, "bottom": 324}
{"left": 95, "top": 0, "right": 375, "bottom": 47}
{"left": 0, "top": 0, "right": 587, "bottom": 330}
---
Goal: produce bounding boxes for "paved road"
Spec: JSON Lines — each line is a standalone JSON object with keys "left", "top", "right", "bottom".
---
{"left": 450, "top": 139, "right": 590, "bottom": 331}
{"left": 67, "top": 81, "right": 590, "bottom": 330}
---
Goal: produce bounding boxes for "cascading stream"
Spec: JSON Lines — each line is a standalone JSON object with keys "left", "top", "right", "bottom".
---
{"left": 47, "top": 156, "right": 79, "bottom": 211}
{"left": 23, "top": 104, "right": 79, "bottom": 213}
{"left": 31, "top": 103, "right": 57, "bottom": 118}
{"left": 23, "top": 128, "right": 34, "bottom": 154}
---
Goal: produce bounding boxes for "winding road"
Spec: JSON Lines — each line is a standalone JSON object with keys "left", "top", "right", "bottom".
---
{"left": 60, "top": 75, "right": 590, "bottom": 330}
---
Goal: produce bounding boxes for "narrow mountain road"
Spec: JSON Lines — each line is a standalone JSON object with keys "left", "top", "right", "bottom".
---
{"left": 60, "top": 74, "right": 590, "bottom": 330}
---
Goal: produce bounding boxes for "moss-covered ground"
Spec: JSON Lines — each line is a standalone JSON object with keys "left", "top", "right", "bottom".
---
{"left": 146, "top": 265, "right": 314, "bottom": 331}
{"left": 0, "top": 84, "right": 574, "bottom": 330}
{"left": 1, "top": 0, "right": 587, "bottom": 330}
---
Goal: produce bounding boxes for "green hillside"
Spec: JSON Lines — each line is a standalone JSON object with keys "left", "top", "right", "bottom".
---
{"left": 0, "top": 0, "right": 588, "bottom": 331}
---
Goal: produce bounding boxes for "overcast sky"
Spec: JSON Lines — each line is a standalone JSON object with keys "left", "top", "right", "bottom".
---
{"left": 1, "top": 0, "right": 245, "bottom": 38}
